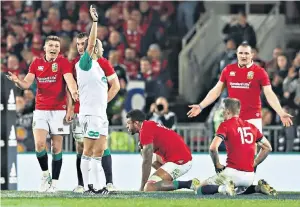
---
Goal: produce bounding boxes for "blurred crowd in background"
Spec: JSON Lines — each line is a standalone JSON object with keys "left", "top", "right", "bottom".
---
{"left": 1, "top": 1, "right": 299, "bottom": 152}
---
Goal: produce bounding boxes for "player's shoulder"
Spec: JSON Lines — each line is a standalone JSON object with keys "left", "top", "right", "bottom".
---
{"left": 252, "top": 63, "right": 267, "bottom": 73}
{"left": 225, "top": 63, "right": 238, "bottom": 70}
{"left": 141, "top": 120, "right": 156, "bottom": 130}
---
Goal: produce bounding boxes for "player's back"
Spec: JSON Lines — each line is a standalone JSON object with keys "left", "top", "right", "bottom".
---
{"left": 220, "top": 63, "right": 270, "bottom": 120}
{"left": 140, "top": 121, "right": 192, "bottom": 164}
{"left": 76, "top": 56, "right": 109, "bottom": 116}
{"left": 217, "top": 117, "right": 262, "bottom": 172}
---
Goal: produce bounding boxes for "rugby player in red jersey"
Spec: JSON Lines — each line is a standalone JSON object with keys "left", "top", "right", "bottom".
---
{"left": 190, "top": 98, "right": 275, "bottom": 196}
{"left": 7, "top": 36, "right": 78, "bottom": 192}
{"left": 71, "top": 32, "right": 117, "bottom": 193}
{"left": 126, "top": 109, "right": 199, "bottom": 192}
{"left": 187, "top": 42, "right": 293, "bottom": 131}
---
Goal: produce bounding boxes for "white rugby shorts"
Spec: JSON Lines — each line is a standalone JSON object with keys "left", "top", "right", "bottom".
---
{"left": 160, "top": 160, "right": 192, "bottom": 180}
{"left": 205, "top": 167, "right": 255, "bottom": 188}
{"left": 32, "top": 110, "right": 70, "bottom": 135}
{"left": 79, "top": 115, "right": 108, "bottom": 139}
{"left": 246, "top": 118, "right": 262, "bottom": 133}
{"left": 72, "top": 114, "right": 84, "bottom": 142}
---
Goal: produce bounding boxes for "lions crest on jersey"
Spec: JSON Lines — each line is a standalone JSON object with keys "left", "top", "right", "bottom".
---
{"left": 247, "top": 71, "right": 254, "bottom": 80}
{"left": 52, "top": 63, "right": 58, "bottom": 72}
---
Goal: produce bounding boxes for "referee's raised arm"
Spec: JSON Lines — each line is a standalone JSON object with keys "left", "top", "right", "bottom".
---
{"left": 86, "top": 5, "right": 98, "bottom": 56}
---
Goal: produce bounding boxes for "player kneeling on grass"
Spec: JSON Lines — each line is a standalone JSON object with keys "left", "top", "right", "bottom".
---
{"left": 7, "top": 36, "right": 78, "bottom": 192}
{"left": 189, "top": 98, "right": 275, "bottom": 196}
{"left": 77, "top": 6, "right": 120, "bottom": 194}
{"left": 126, "top": 110, "right": 199, "bottom": 192}
{"left": 72, "top": 32, "right": 116, "bottom": 193}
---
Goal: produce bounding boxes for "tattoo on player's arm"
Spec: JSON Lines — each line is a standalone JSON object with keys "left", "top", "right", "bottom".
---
{"left": 210, "top": 150, "right": 220, "bottom": 167}
{"left": 140, "top": 144, "right": 154, "bottom": 191}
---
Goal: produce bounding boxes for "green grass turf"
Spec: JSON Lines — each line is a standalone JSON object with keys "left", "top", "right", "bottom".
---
{"left": 1, "top": 191, "right": 300, "bottom": 207}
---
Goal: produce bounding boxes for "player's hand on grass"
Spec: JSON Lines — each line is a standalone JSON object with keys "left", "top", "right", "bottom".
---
{"left": 6, "top": 71, "right": 20, "bottom": 83}
{"left": 215, "top": 163, "right": 225, "bottom": 174}
{"left": 90, "top": 5, "right": 98, "bottom": 21}
{"left": 279, "top": 111, "right": 293, "bottom": 127}
{"left": 187, "top": 104, "right": 202, "bottom": 118}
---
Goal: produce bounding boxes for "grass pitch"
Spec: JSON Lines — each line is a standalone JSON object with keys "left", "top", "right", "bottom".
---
{"left": 1, "top": 191, "right": 300, "bottom": 207}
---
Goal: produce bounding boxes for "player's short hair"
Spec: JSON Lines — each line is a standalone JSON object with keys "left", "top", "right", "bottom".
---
{"left": 126, "top": 110, "right": 146, "bottom": 122}
{"left": 76, "top": 32, "right": 88, "bottom": 39}
{"left": 223, "top": 98, "right": 241, "bottom": 115}
{"left": 238, "top": 41, "right": 251, "bottom": 49}
{"left": 45, "top": 35, "right": 60, "bottom": 43}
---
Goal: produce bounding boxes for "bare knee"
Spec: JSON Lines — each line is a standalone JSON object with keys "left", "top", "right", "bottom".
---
{"left": 35, "top": 141, "right": 46, "bottom": 152}
{"left": 144, "top": 182, "right": 157, "bottom": 192}
{"left": 51, "top": 136, "right": 63, "bottom": 154}
{"left": 34, "top": 129, "right": 48, "bottom": 151}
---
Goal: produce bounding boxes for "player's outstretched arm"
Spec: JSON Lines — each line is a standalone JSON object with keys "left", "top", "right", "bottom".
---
{"left": 6, "top": 72, "right": 35, "bottom": 90}
{"left": 263, "top": 85, "right": 293, "bottom": 127}
{"left": 107, "top": 75, "right": 120, "bottom": 102}
{"left": 140, "top": 143, "right": 154, "bottom": 191}
{"left": 254, "top": 137, "right": 272, "bottom": 168}
{"left": 187, "top": 81, "right": 225, "bottom": 118}
{"left": 86, "top": 5, "right": 98, "bottom": 56}
{"left": 209, "top": 136, "right": 225, "bottom": 173}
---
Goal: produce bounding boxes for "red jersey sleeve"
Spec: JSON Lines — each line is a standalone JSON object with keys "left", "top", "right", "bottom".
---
{"left": 98, "top": 58, "right": 116, "bottom": 79}
{"left": 61, "top": 57, "right": 73, "bottom": 75}
{"left": 259, "top": 68, "right": 271, "bottom": 86}
{"left": 28, "top": 59, "right": 37, "bottom": 75}
{"left": 216, "top": 122, "right": 227, "bottom": 140}
{"left": 219, "top": 67, "right": 228, "bottom": 83}
{"left": 139, "top": 122, "right": 155, "bottom": 146}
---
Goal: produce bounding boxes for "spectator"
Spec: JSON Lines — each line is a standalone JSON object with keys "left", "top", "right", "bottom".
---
{"left": 58, "top": 18, "right": 77, "bottom": 40}
{"left": 121, "top": 48, "right": 140, "bottom": 80}
{"left": 147, "top": 44, "right": 168, "bottom": 76}
{"left": 6, "top": 33, "right": 23, "bottom": 60}
{"left": 176, "top": 1, "right": 199, "bottom": 35}
{"left": 31, "top": 34, "right": 44, "bottom": 58}
{"left": 105, "top": 7, "right": 123, "bottom": 32}
{"left": 47, "top": 7, "right": 61, "bottom": 32}
{"left": 76, "top": 5, "right": 92, "bottom": 33}
{"left": 104, "top": 31, "right": 126, "bottom": 60}
{"left": 222, "top": 11, "right": 257, "bottom": 48}
{"left": 124, "top": 19, "right": 143, "bottom": 54}
{"left": 5, "top": 54, "right": 21, "bottom": 75}
{"left": 266, "top": 47, "right": 283, "bottom": 72}
{"left": 97, "top": 25, "right": 109, "bottom": 49}
{"left": 252, "top": 47, "right": 266, "bottom": 68}
{"left": 107, "top": 50, "right": 127, "bottom": 125}
{"left": 218, "top": 38, "right": 237, "bottom": 74}
{"left": 148, "top": 97, "right": 177, "bottom": 130}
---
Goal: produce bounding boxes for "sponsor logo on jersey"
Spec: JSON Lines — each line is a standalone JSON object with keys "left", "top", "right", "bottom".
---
{"left": 101, "top": 76, "right": 108, "bottom": 83}
{"left": 230, "top": 71, "right": 236, "bottom": 76}
{"left": 37, "top": 75, "right": 57, "bottom": 83}
{"left": 9, "top": 162, "right": 17, "bottom": 184}
{"left": 52, "top": 63, "right": 58, "bottom": 72}
{"left": 7, "top": 89, "right": 16, "bottom": 111}
{"left": 229, "top": 82, "right": 251, "bottom": 89}
{"left": 88, "top": 131, "right": 100, "bottom": 137}
{"left": 38, "top": 66, "right": 44, "bottom": 71}
{"left": 247, "top": 71, "right": 254, "bottom": 80}
{"left": 8, "top": 125, "right": 17, "bottom": 147}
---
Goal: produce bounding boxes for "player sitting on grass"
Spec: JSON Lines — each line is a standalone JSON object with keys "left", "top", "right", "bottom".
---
{"left": 126, "top": 109, "right": 200, "bottom": 192}
{"left": 190, "top": 98, "right": 275, "bottom": 196}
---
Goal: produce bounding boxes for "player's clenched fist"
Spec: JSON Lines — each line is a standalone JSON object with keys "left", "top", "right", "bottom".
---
{"left": 187, "top": 104, "right": 202, "bottom": 118}
{"left": 90, "top": 5, "right": 98, "bottom": 21}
